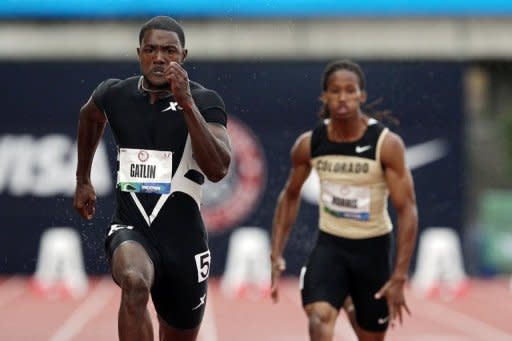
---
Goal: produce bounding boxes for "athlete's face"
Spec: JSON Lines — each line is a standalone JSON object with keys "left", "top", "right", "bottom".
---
{"left": 321, "top": 70, "right": 367, "bottom": 120}
{"left": 137, "top": 29, "right": 187, "bottom": 89}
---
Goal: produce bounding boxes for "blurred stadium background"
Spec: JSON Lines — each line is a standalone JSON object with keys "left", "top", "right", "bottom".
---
{"left": 1, "top": 1, "right": 512, "bottom": 340}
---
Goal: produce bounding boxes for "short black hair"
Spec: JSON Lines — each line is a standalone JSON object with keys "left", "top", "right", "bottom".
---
{"left": 139, "top": 16, "right": 185, "bottom": 47}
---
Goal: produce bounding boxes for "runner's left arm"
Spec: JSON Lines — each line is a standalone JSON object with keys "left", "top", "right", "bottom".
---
{"left": 375, "top": 131, "right": 418, "bottom": 325}
{"left": 166, "top": 62, "right": 231, "bottom": 182}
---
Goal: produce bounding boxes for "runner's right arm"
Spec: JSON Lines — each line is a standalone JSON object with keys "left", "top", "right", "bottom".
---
{"left": 270, "top": 131, "right": 312, "bottom": 302}
{"left": 74, "top": 97, "right": 107, "bottom": 220}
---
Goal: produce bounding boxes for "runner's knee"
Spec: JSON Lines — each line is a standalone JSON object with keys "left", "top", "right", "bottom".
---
{"left": 120, "top": 269, "right": 151, "bottom": 310}
{"left": 306, "top": 304, "right": 337, "bottom": 330}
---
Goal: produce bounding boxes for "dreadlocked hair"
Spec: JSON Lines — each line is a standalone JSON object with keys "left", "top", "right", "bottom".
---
{"left": 317, "top": 59, "right": 399, "bottom": 125}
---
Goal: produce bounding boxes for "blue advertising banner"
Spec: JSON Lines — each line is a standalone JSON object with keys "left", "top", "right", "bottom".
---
{"left": 0, "top": 60, "right": 465, "bottom": 276}
{"left": 0, "top": 0, "right": 510, "bottom": 18}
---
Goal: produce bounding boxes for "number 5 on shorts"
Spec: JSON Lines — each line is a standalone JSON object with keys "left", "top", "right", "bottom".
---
{"left": 194, "top": 250, "right": 211, "bottom": 283}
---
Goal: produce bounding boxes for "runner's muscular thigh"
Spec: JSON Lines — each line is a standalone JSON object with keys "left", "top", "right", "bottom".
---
{"left": 112, "top": 241, "right": 155, "bottom": 287}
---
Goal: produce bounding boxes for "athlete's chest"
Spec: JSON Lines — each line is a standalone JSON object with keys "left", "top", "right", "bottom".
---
{"left": 312, "top": 154, "right": 383, "bottom": 184}
{"left": 109, "top": 96, "right": 188, "bottom": 149}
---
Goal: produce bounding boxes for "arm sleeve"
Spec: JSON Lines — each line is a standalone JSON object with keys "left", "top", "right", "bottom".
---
{"left": 194, "top": 89, "right": 228, "bottom": 127}
{"left": 91, "top": 78, "right": 121, "bottom": 114}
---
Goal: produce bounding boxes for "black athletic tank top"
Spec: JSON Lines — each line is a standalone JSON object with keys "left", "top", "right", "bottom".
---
{"left": 310, "top": 118, "right": 392, "bottom": 239}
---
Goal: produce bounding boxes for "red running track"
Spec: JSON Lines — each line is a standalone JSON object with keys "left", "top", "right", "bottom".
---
{"left": 0, "top": 276, "right": 510, "bottom": 341}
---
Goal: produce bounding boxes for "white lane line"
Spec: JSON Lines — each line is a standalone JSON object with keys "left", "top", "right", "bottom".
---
{"left": 0, "top": 276, "right": 27, "bottom": 308}
{"left": 49, "top": 278, "right": 115, "bottom": 341}
{"left": 148, "top": 298, "right": 159, "bottom": 337}
{"left": 198, "top": 290, "right": 218, "bottom": 341}
{"left": 419, "top": 298, "right": 512, "bottom": 341}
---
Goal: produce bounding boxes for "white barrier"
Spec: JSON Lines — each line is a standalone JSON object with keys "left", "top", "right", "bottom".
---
{"left": 220, "top": 227, "right": 271, "bottom": 300}
{"left": 412, "top": 227, "right": 469, "bottom": 299}
{"left": 32, "top": 227, "right": 88, "bottom": 299}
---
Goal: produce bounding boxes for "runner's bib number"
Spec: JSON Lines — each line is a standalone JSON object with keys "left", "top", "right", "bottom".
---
{"left": 320, "top": 181, "right": 370, "bottom": 221}
{"left": 117, "top": 148, "right": 172, "bottom": 194}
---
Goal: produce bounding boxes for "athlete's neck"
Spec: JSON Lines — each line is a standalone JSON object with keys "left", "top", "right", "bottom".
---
{"left": 328, "top": 113, "right": 368, "bottom": 142}
{"left": 140, "top": 77, "right": 172, "bottom": 103}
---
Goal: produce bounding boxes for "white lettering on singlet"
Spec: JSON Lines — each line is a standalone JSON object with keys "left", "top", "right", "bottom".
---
{"left": 0, "top": 134, "right": 112, "bottom": 197}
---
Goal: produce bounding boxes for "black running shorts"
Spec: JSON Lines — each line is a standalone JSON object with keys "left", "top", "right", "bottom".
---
{"left": 105, "top": 193, "right": 210, "bottom": 329}
{"left": 301, "top": 230, "right": 391, "bottom": 332}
